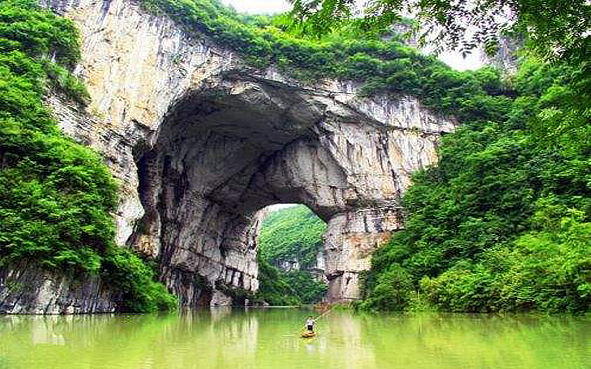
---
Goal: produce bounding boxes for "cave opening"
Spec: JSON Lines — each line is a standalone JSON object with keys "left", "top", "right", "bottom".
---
{"left": 125, "top": 74, "right": 435, "bottom": 306}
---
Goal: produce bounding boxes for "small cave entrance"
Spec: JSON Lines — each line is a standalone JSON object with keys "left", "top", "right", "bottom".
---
{"left": 126, "top": 75, "right": 407, "bottom": 306}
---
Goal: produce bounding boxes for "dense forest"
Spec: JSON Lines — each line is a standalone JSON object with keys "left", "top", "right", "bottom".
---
{"left": 358, "top": 59, "right": 590, "bottom": 312}
{"left": 1, "top": 0, "right": 588, "bottom": 313}
{"left": 257, "top": 205, "right": 327, "bottom": 305}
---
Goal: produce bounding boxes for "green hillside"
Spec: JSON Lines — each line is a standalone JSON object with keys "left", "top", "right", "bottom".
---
{"left": 257, "top": 206, "right": 328, "bottom": 304}
{"left": 259, "top": 205, "right": 326, "bottom": 269}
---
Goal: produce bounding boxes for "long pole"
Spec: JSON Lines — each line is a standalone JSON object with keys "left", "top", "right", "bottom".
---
{"left": 313, "top": 305, "right": 334, "bottom": 322}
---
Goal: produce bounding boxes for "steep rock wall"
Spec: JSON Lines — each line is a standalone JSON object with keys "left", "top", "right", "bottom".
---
{"left": 18, "top": 0, "right": 456, "bottom": 310}
{"left": 0, "top": 261, "right": 119, "bottom": 314}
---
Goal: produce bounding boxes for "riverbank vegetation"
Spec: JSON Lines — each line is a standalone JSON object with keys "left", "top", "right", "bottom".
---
{"left": 356, "top": 58, "right": 590, "bottom": 313}
{"left": 0, "top": 0, "right": 176, "bottom": 312}
{"left": 257, "top": 206, "right": 327, "bottom": 305}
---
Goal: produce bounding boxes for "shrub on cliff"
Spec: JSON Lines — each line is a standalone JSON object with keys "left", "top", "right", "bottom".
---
{"left": 283, "top": 270, "right": 328, "bottom": 304}
{"left": 255, "top": 257, "right": 301, "bottom": 306}
{"left": 139, "top": 0, "right": 515, "bottom": 122}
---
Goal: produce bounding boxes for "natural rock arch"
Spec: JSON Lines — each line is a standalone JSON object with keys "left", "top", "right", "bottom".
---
{"left": 126, "top": 71, "right": 454, "bottom": 304}
{"left": 39, "top": 0, "right": 456, "bottom": 309}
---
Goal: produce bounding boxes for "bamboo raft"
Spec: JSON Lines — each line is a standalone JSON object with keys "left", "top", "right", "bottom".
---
{"left": 301, "top": 331, "right": 316, "bottom": 338}
{"left": 299, "top": 304, "right": 334, "bottom": 339}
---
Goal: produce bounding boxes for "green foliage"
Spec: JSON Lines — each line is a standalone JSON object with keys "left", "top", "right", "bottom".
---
{"left": 515, "top": 59, "right": 591, "bottom": 155}
{"left": 288, "top": 0, "right": 591, "bottom": 65}
{"left": 254, "top": 257, "right": 301, "bottom": 306}
{"left": 421, "top": 200, "right": 590, "bottom": 313}
{"left": 102, "top": 249, "right": 178, "bottom": 312}
{"left": 356, "top": 264, "right": 413, "bottom": 311}
{"left": 138, "top": 0, "right": 516, "bottom": 120}
{"left": 0, "top": 0, "right": 80, "bottom": 66}
{"left": 259, "top": 205, "right": 326, "bottom": 269}
{"left": 360, "top": 59, "right": 590, "bottom": 313}
{"left": 257, "top": 205, "right": 328, "bottom": 304}
{"left": 0, "top": 0, "right": 176, "bottom": 312}
{"left": 283, "top": 270, "right": 328, "bottom": 304}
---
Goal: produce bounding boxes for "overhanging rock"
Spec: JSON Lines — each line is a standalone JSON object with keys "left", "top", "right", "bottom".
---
{"left": 37, "top": 0, "right": 456, "bottom": 308}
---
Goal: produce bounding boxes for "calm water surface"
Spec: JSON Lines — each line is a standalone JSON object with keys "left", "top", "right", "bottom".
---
{"left": 0, "top": 309, "right": 588, "bottom": 369}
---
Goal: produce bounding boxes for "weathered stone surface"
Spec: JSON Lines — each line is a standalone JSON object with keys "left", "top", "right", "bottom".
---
{"left": 4, "top": 0, "right": 457, "bottom": 312}
{"left": 276, "top": 251, "right": 326, "bottom": 283}
{"left": 210, "top": 291, "right": 233, "bottom": 307}
{"left": 0, "top": 261, "right": 119, "bottom": 314}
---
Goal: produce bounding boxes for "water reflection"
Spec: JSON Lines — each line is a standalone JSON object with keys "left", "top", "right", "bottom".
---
{"left": 359, "top": 313, "right": 591, "bottom": 369}
{"left": 0, "top": 310, "right": 588, "bottom": 369}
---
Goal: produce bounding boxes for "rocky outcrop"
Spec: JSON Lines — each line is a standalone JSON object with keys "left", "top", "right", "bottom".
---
{"left": 3, "top": 0, "right": 456, "bottom": 312}
{"left": 0, "top": 261, "right": 119, "bottom": 314}
{"left": 132, "top": 73, "right": 454, "bottom": 304}
{"left": 275, "top": 247, "right": 325, "bottom": 282}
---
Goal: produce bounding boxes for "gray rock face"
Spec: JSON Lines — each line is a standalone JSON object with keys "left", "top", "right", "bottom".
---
{"left": 0, "top": 262, "right": 119, "bottom": 314}
{"left": 133, "top": 73, "right": 454, "bottom": 304}
{"left": 274, "top": 242, "right": 325, "bottom": 283}
{"left": 3, "top": 0, "right": 456, "bottom": 312}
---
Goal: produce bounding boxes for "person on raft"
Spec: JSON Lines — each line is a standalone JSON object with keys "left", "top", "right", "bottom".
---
{"left": 305, "top": 316, "right": 316, "bottom": 332}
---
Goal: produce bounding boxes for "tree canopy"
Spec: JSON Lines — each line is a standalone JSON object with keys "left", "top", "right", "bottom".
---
{"left": 288, "top": 0, "right": 590, "bottom": 64}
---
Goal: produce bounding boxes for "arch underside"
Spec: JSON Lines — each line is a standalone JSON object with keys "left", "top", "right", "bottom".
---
{"left": 128, "top": 73, "right": 450, "bottom": 305}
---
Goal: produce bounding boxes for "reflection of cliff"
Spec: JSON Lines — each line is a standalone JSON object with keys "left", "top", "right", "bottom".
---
{"left": 1, "top": 316, "right": 65, "bottom": 346}
{"left": 0, "top": 310, "right": 261, "bottom": 368}
{"left": 210, "top": 306, "right": 232, "bottom": 321}
{"left": 0, "top": 314, "right": 177, "bottom": 367}
{"left": 320, "top": 312, "right": 377, "bottom": 369}
{"left": 31, "top": 317, "right": 66, "bottom": 346}
{"left": 207, "top": 309, "right": 259, "bottom": 367}
{"left": 1, "top": 311, "right": 588, "bottom": 368}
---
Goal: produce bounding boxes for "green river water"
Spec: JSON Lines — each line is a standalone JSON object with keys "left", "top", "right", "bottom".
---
{"left": 0, "top": 309, "right": 588, "bottom": 369}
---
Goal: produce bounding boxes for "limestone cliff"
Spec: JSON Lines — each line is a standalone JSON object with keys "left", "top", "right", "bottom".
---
{"left": 5, "top": 0, "right": 455, "bottom": 312}
{"left": 276, "top": 251, "right": 326, "bottom": 282}
{"left": 0, "top": 261, "right": 119, "bottom": 314}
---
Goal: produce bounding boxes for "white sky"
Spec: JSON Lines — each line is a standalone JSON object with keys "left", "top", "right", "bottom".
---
{"left": 221, "top": 0, "right": 482, "bottom": 70}
{"left": 223, "top": 0, "right": 291, "bottom": 14}
{"left": 266, "top": 203, "right": 298, "bottom": 212}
